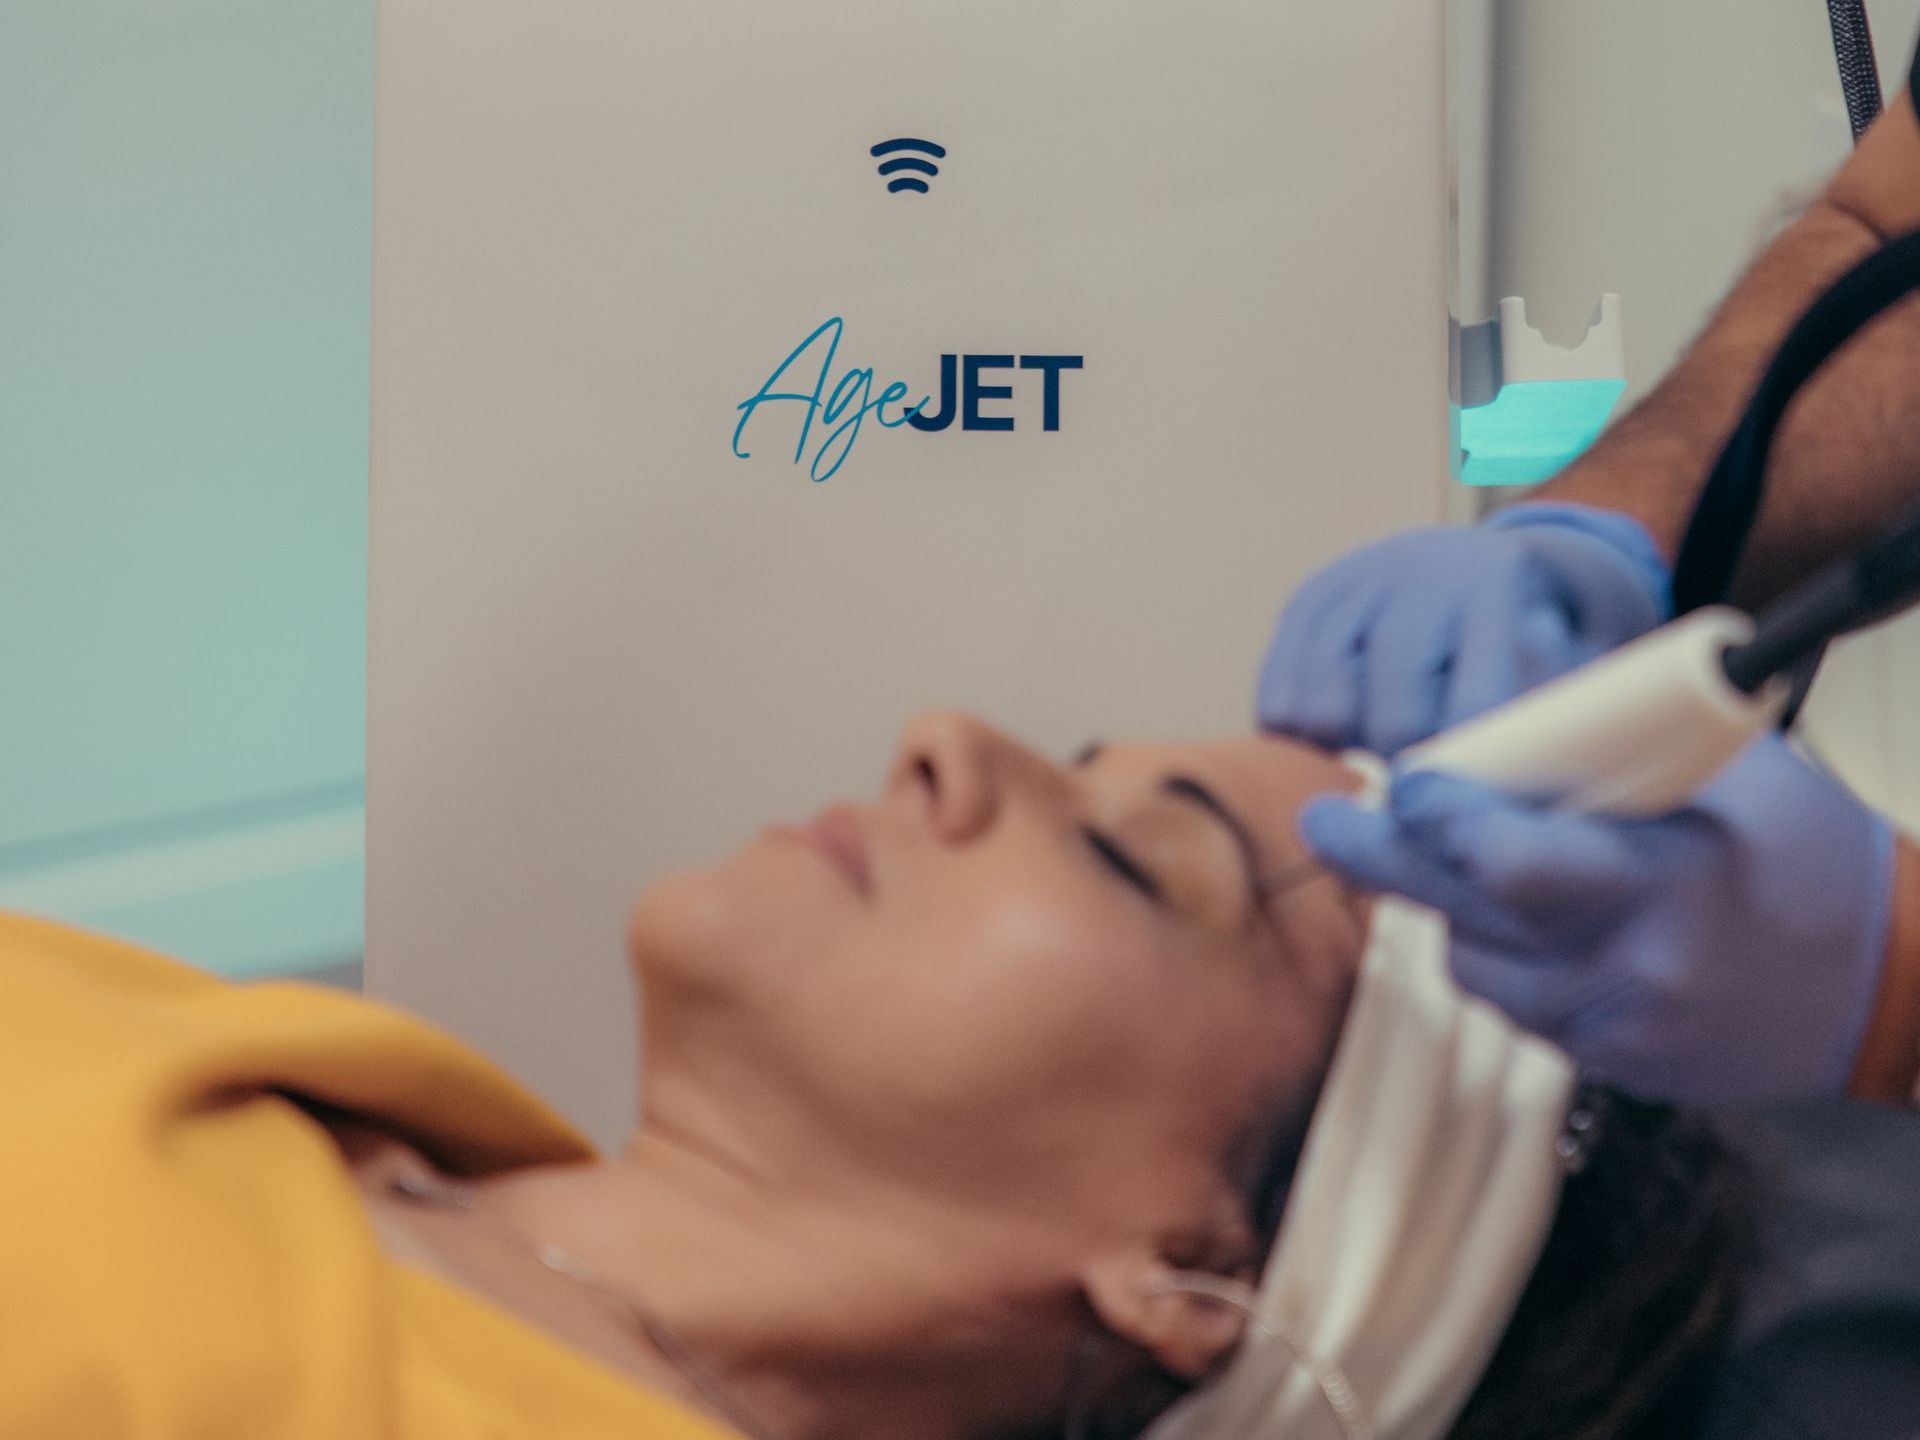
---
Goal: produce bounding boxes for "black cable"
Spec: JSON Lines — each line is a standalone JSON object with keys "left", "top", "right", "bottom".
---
{"left": 1826, "top": 0, "right": 1884, "bottom": 144}
{"left": 1664, "top": 16, "right": 1901, "bottom": 720}
{"left": 1656, "top": 22, "right": 1912, "bottom": 715}
{"left": 1668, "top": 232, "right": 1920, "bottom": 722}
{"left": 1723, "top": 498, "right": 1920, "bottom": 692}
{"left": 1670, "top": 231, "right": 1920, "bottom": 617}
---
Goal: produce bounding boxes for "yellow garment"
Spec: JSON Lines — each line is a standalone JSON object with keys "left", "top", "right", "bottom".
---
{"left": 0, "top": 911, "right": 740, "bottom": 1440}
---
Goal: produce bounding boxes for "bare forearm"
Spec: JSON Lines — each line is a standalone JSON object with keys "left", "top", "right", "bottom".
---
{"left": 1540, "top": 98, "right": 1920, "bottom": 609}
{"left": 1850, "top": 837, "right": 1920, "bottom": 1108}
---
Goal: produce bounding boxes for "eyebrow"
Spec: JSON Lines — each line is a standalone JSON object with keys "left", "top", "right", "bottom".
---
{"left": 1072, "top": 742, "right": 1266, "bottom": 912}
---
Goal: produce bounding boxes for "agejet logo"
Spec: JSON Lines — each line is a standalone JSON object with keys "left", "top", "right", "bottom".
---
{"left": 732, "top": 317, "right": 1084, "bottom": 483}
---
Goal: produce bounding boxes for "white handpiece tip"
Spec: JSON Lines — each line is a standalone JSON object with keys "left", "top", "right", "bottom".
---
{"left": 1402, "top": 608, "right": 1787, "bottom": 817}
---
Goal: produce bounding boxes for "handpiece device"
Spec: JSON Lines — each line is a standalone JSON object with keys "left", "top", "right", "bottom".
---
{"left": 1401, "top": 498, "right": 1920, "bottom": 816}
{"left": 1399, "top": 606, "right": 1786, "bottom": 816}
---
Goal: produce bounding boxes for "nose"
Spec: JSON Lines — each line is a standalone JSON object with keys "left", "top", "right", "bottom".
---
{"left": 886, "top": 710, "right": 1012, "bottom": 844}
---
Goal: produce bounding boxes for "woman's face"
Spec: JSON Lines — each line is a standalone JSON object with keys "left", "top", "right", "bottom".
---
{"left": 627, "top": 711, "right": 1370, "bottom": 1260}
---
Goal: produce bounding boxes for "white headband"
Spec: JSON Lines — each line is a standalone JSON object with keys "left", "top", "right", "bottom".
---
{"left": 1143, "top": 896, "right": 1575, "bottom": 1440}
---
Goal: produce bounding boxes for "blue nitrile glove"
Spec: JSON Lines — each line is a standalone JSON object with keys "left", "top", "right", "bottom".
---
{"left": 1257, "top": 503, "right": 1672, "bottom": 756}
{"left": 1300, "top": 735, "right": 1896, "bottom": 1105}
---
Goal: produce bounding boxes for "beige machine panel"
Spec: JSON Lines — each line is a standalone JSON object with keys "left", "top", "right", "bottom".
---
{"left": 370, "top": 1, "right": 1451, "bottom": 1146}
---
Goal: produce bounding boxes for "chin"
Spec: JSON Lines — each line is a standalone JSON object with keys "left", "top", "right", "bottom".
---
{"left": 625, "top": 864, "right": 737, "bottom": 995}
{"left": 625, "top": 839, "right": 832, "bottom": 1009}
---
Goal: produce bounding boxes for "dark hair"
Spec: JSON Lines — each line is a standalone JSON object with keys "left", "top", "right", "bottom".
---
{"left": 1077, "top": 1086, "right": 1755, "bottom": 1440}
{"left": 1447, "top": 1086, "right": 1756, "bottom": 1439}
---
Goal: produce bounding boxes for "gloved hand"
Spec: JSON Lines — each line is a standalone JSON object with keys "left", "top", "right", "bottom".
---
{"left": 1257, "top": 503, "right": 1672, "bottom": 755}
{"left": 1300, "top": 735, "right": 1896, "bottom": 1105}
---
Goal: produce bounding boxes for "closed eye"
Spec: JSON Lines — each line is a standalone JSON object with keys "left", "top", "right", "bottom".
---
{"left": 1081, "top": 825, "right": 1165, "bottom": 903}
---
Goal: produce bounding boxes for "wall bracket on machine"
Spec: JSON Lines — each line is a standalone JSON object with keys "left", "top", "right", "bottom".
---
{"left": 1454, "top": 294, "right": 1626, "bottom": 487}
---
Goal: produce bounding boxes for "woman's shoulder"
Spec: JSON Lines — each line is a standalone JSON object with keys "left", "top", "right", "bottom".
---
{"left": 0, "top": 906, "right": 221, "bottom": 997}
{"left": 0, "top": 908, "right": 595, "bottom": 1167}
{"left": 0, "top": 911, "right": 654, "bottom": 1439}
{"left": 0, "top": 909, "right": 227, "bottom": 1091}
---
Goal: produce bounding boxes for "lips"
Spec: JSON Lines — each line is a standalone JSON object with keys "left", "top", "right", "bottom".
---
{"left": 798, "top": 805, "right": 872, "bottom": 895}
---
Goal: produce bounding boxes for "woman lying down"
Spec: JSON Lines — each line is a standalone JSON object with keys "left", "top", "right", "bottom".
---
{"left": 0, "top": 713, "right": 1750, "bottom": 1440}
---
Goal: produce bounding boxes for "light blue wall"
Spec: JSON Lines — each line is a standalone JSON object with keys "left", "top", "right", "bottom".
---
{"left": 0, "top": 0, "right": 373, "bottom": 977}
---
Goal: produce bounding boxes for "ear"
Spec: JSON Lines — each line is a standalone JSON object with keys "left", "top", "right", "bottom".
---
{"left": 1081, "top": 1247, "right": 1256, "bottom": 1383}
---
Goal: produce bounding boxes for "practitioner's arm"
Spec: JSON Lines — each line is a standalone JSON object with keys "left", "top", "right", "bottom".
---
{"left": 1542, "top": 92, "right": 1920, "bottom": 610}
{"left": 1851, "top": 836, "right": 1920, "bottom": 1107}
{"left": 1258, "top": 92, "right": 1920, "bottom": 758}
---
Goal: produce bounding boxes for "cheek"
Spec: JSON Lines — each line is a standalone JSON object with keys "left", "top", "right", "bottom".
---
{"left": 850, "top": 880, "right": 1206, "bottom": 1105}
{"left": 939, "top": 893, "right": 1146, "bottom": 1023}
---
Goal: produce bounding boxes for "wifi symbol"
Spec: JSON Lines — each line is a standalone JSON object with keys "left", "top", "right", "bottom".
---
{"left": 870, "top": 137, "right": 947, "bottom": 194}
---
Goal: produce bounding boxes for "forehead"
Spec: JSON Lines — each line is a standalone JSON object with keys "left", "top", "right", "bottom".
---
{"left": 1092, "top": 734, "right": 1363, "bottom": 869}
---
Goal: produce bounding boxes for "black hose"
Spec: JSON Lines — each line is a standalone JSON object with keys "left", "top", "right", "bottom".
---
{"left": 1671, "top": 231, "right": 1920, "bottom": 617}
{"left": 1827, "top": 0, "right": 1884, "bottom": 144}
{"left": 1665, "top": 13, "right": 1898, "bottom": 719}
{"left": 1723, "top": 499, "right": 1920, "bottom": 693}
{"left": 1674, "top": 21, "right": 1915, "bottom": 709}
{"left": 1669, "top": 36, "right": 1908, "bottom": 618}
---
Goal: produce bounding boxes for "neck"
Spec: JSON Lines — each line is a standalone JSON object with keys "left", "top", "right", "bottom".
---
{"left": 475, "top": 1121, "right": 1077, "bottom": 1440}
